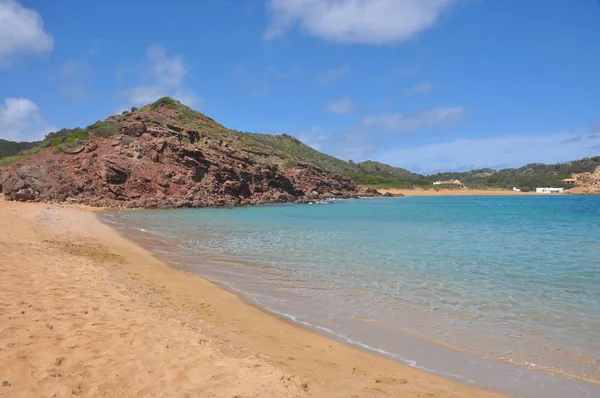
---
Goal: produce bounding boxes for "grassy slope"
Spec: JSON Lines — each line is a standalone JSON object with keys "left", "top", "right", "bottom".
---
{"left": 2, "top": 97, "right": 598, "bottom": 190}
{"left": 426, "top": 157, "right": 600, "bottom": 191}
{"left": 0, "top": 139, "right": 38, "bottom": 159}
{"left": 142, "top": 99, "right": 431, "bottom": 187}
{"left": 245, "top": 134, "right": 430, "bottom": 188}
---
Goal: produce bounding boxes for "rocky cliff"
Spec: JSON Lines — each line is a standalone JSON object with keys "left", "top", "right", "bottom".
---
{"left": 0, "top": 98, "right": 377, "bottom": 208}
{"left": 570, "top": 167, "right": 600, "bottom": 194}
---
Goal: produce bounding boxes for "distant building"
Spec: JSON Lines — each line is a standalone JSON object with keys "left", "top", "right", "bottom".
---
{"left": 562, "top": 178, "right": 577, "bottom": 184}
{"left": 513, "top": 187, "right": 521, "bottom": 192}
{"left": 433, "top": 179, "right": 466, "bottom": 189}
{"left": 536, "top": 187, "right": 564, "bottom": 194}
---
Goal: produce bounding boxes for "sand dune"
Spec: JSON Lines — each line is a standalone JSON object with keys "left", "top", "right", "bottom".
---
{"left": 0, "top": 200, "right": 503, "bottom": 397}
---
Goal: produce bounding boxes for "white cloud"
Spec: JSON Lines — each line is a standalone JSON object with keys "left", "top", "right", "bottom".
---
{"left": 61, "top": 60, "right": 78, "bottom": 77}
{"left": 0, "top": 0, "right": 53, "bottom": 67}
{"left": 357, "top": 106, "right": 466, "bottom": 133}
{"left": 146, "top": 45, "right": 186, "bottom": 87}
{"left": 267, "top": 64, "right": 304, "bottom": 80}
{"left": 122, "top": 46, "right": 200, "bottom": 107}
{"left": 377, "top": 131, "right": 600, "bottom": 174}
{"left": 318, "top": 106, "right": 466, "bottom": 160}
{"left": 234, "top": 66, "right": 271, "bottom": 98}
{"left": 59, "top": 58, "right": 94, "bottom": 101}
{"left": 126, "top": 85, "right": 167, "bottom": 107}
{"left": 327, "top": 97, "right": 354, "bottom": 114}
{"left": 264, "top": 0, "right": 455, "bottom": 44}
{"left": 60, "top": 83, "right": 88, "bottom": 101}
{"left": 331, "top": 133, "right": 376, "bottom": 161}
{"left": 317, "top": 64, "right": 350, "bottom": 83}
{"left": 291, "top": 125, "right": 376, "bottom": 161}
{"left": 0, "top": 98, "right": 55, "bottom": 141}
{"left": 404, "top": 81, "right": 434, "bottom": 94}
{"left": 296, "top": 105, "right": 467, "bottom": 161}
{"left": 294, "top": 126, "right": 328, "bottom": 151}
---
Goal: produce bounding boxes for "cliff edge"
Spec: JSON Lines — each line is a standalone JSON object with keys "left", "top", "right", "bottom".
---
{"left": 0, "top": 98, "right": 377, "bottom": 208}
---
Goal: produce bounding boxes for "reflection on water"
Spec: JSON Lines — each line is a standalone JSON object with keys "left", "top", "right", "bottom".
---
{"left": 100, "top": 196, "right": 600, "bottom": 397}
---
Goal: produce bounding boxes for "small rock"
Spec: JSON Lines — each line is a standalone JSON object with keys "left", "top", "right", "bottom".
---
{"left": 2, "top": 381, "right": 10, "bottom": 387}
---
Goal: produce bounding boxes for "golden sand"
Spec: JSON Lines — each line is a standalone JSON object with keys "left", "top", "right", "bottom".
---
{"left": 0, "top": 200, "right": 503, "bottom": 397}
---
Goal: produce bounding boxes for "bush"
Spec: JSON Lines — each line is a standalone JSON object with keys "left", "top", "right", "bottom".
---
{"left": 0, "top": 154, "right": 24, "bottom": 165}
{"left": 48, "top": 128, "right": 90, "bottom": 147}
{"left": 282, "top": 160, "right": 297, "bottom": 169}
{"left": 0, "top": 139, "right": 39, "bottom": 158}
{"left": 150, "top": 97, "right": 179, "bottom": 111}
{"left": 21, "top": 146, "right": 42, "bottom": 156}
{"left": 87, "top": 121, "right": 122, "bottom": 138}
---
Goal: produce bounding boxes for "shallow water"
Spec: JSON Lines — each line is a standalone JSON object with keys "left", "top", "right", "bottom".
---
{"left": 100, "top": 196, "right": 600, "bottom": 397}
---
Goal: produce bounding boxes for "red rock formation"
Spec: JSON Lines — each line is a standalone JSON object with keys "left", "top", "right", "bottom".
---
{"left": 569, "top": 167, "right": 600, "bottom": 194}
{"left": 0, "top": 103, "right": 378, "bottom": 208}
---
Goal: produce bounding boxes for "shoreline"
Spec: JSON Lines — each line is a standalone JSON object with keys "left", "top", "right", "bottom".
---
{"left": 101, "top": 201, "right": 600, "bottom": 398}
{"left": 377, "top": 188, "right": 545, "bottom": 196}
{"left": 0, "top": 199, "right": 503, "bottom": 397}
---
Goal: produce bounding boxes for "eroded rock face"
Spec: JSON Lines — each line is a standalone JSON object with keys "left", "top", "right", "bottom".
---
{"left": 98, "top": 157, "right": 130, "bottom": 185}
{"left": 570, "top": 167, "right": 600, "bottom": 194}
{"left": 2, "top": 165, "right": 47, "bottom": 201}
{"left": 0, "top": 108, "right": 378, "bottom": 208}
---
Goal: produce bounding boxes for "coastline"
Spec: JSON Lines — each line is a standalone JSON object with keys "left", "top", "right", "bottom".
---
{"left": 0, "top": 199, "right": 503, "bottom": 397}
{"left": 377, "top": 188, "right": 543, "bottom": 196}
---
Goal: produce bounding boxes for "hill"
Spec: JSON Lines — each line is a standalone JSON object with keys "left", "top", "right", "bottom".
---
{"left": 426, "top": 158, "right": 600, "bottom": 191}
{"left": 0, "top": 98, "right": 379, "bottom": 207}
{"left": 0, "top": 139, "right": 39, "bottom": 159}
{"left": 243, "top": 134, "right": 429, "bottom": 188}
{"left": 1, "top": 97, "right": 599, "bottom": 196}
{"left": 0, "top": 97, "right": 431, "bottom": 196}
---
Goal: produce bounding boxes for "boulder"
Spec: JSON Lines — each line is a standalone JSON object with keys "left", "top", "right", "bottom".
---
{"left": 98, "top": 158, "right": 130, "bottom": 185}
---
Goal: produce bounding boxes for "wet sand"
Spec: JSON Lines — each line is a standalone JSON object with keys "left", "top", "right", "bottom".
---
{"left": 0, "top": 199, "right": 503, "bottom": 397}
{"left": 378, "top": 188, "right": 542, "bottom": 196}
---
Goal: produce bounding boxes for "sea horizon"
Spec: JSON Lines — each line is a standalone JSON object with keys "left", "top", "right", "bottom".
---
{"left": 100, "top": 195, "right": 600, "bottom": 398}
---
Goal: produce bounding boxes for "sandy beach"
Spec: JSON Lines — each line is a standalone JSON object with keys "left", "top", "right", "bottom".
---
{"left": 0, "top": 199, "right": 503, "bottom": 398}
{"left": 378, "top": 188, "right": 542, "bottom": 196}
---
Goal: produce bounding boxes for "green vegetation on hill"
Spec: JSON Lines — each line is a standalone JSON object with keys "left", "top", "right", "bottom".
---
{"left": 147, "top": 97, "right": 220, "bottom": 127}
{"left": 242, "top": 133, "right": 430, "bottom": 188}
{"left": 0, "top": 98, "right": 434, "bottom": 187}
{"left": 349, "top": 160, "right": 430, "bottom": 188}
{"left": 246, "top": 133, "right": 356, "bottom": 172}
{"left": 0, "top": 139, "right": 37, "bottom": 158}
{"left": 353, "top": 160, "right": 421, "bottom": 179}
{"left": 0, "top": 120, "right": 124, "bottom": 166}
{"left": 1, "top": 97, "right": 598, "bottom": 190}
{"left": 0, "top": 145, "right": 42, "bottom": 166}
{"left": 425, "top": 157, "right": 600, "bottom": 191}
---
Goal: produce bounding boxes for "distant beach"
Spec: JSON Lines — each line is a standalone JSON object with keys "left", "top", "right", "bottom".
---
{"left": 378, "top": 188, "right": 543, "bottom": 196}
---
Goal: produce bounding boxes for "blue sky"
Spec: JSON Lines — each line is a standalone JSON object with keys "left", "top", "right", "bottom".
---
{"left": 0, "top": 0, "right": 599, "bottom": 174}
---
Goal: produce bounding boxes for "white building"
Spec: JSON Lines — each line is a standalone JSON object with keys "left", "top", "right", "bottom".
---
{"left": 432, "top": 179, "right": 466, "bottom": 188}
{"left": 536, "top": 187, "right": 564, "bottom": 194}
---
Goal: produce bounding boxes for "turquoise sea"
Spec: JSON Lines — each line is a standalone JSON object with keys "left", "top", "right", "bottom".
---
{"left": 100, "top": 196, "right": 600, "bottom": 397}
